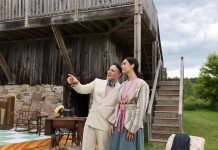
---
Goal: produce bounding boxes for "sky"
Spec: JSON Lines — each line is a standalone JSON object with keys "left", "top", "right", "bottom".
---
{"left": 153, "top": 0, "right": 218, "bottom": 78}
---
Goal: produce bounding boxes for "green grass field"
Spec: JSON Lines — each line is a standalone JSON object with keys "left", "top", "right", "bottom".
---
{"left": 144, "top": 110, "right": 218, "bottom": 150}
{"left": 184, "top": 110, "right": 218, "bottom": 150}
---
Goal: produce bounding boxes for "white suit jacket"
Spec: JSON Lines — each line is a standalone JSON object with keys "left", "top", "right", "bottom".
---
{"left": 72, "top": 78, "right": 120, "bottom": 131}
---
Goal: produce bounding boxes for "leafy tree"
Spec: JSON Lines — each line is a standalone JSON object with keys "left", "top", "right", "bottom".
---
{"left": 184, "top": 78, "right": 194, "bottom": 99}
{"left": 194, "top": 52, "right": 218, "bottom": 109}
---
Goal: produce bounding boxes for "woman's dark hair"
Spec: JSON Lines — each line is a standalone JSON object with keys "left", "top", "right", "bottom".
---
{"left": 125, "top": 57, "right": 142, "bottom": 78}
{"left": 111, "top": 62, "right": 122, "bottom": 73}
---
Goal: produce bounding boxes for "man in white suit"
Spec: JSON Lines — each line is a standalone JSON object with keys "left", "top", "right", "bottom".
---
{"left": 67, "top": 63, "right": 122, "bottom": 150}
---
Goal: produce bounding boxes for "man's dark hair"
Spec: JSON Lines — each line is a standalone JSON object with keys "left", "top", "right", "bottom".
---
{"left": 111, "top": 62, "right": 122, "bottom": 73}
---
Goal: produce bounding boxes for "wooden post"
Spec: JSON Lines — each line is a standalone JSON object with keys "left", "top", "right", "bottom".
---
{"left": 179, "top": 57, "right": 184, "bottom": 132}
{"left": 0, "top": 52, "right": 15, "bottom": 84}
{"left": 134, "top": 0, "right": 142, "bottom": 72}
{"left": 51, "top": 25, "right": 75, "bottom": 75}
{"left": 74, "top": 0, "right": 78, "bottom": 21}
{"left": 25, "top": 0, "right": 29, "bottom": 27}
{"left": 152, "top": 41, "right": 157, "bottom": 81}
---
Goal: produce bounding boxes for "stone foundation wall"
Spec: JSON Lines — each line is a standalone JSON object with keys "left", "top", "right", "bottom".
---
{"left": 0, "top": 84, "right": 63, "bottom": 121}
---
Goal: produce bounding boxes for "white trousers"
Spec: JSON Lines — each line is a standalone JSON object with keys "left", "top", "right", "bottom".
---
{"left": 82, "top": 124, "right": 110, "bottom": 150}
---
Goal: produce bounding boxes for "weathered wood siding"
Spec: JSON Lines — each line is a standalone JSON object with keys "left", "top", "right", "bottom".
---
{"left": 0, "top": 0, "right": 134, "bottom": 21}
{"left": 0, "top": 0, "right": 158, "bottom": 35}
{"left": 0, "top": 35, "right": 123, "bottom": 85}
{"left": 0, "top": 0, "right": 25, "bottom": 21}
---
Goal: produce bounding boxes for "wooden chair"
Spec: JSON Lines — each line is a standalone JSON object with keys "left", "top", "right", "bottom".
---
{"left": 15, "top": 93, "right": 45, "bottom": 132}
{"left": 15, "top": 107, "right": 30, "bottom": 131}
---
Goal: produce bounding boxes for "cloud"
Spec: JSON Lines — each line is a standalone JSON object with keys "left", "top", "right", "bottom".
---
{"left": 154, "top": 0, "right": 218, "bottom": 77}
{"left": 167, "top": 66, "right": 200, "bottom": 78}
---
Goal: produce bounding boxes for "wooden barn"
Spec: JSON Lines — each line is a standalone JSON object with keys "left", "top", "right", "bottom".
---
{"left": 0, "top": 0, "right": 184, "bottom": 145}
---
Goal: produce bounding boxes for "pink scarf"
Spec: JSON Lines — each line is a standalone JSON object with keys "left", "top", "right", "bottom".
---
{"left": 117, "top": 78, "right": 137, "bottom": 132}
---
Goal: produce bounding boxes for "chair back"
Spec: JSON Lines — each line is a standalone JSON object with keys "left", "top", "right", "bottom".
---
{"left": 30, "top": 93, "right": 45, "bottom": 113}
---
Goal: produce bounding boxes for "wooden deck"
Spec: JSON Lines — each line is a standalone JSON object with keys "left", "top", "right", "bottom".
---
{"left": 0, "top": 0, "right": 157, "bottom": 34}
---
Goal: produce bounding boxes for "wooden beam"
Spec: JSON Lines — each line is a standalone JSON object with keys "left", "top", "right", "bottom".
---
{"left": 13, "top": 30, "right": 37, "bottom": 38}
{"left": 134, "top": 0, "right": 142, "bottom": 72}
{"left": 0, "top": 34, "right": 12, "bottom": 41}
{"left": 89, "top": 21, "right": 106, "bottom": 32}
{"left": 33, "top": 27, "right": 52, "bottom": 36}
{"left": 78, "top": 22, "right": 95, "bottom": 33}
{"left": 101, "top": 20, "right": 113, "bottom": 31}
{"left": 64, "top": 24, "right": 83, "bottom": 34}
{"left": 3, "top": 30, "right": 37, "bottom": 39}
{"left": 107, "top": 17, "right": 133, "bottom": 34}
{"left": 0, "top": 52, "right": 15, "bottom": 84}
{"left": 1, "top": 31, "right": 21, "bottom": 39}
{"left": 26, "top": 29, "right": 49, "bottom": 37}
{"left": 78, "top": 5, "right": 134, "bottom": 22}
{"left": 152, "top": 41, "right": 158, "bottom": 80}
{"left": 51, "top": 25, "right": 75, "bottom": 75}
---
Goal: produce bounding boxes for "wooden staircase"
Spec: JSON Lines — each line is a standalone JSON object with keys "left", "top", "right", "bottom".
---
{"left": 147, "top": 57, "right": 184, "bottom": 144}
{"left": 151, "top": 80, "right": 180, "bottom": 142}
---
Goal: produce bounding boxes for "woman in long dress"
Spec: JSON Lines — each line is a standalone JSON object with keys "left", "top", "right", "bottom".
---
{"left": 108, "top": 57, "right": 149, "bottom": 150}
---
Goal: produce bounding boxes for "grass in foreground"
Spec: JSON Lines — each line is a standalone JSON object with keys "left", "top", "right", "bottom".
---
{"left": 184, "top": 110, "right": 218, "bottom": 150}
{"left": 144, "top": 110, "right": 218, "bottom": 150}
{"left": 144, "top": 143, "right": 165, "bottom": 150}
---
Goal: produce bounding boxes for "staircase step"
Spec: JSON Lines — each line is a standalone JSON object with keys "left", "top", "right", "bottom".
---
{"left": 152, "top": 131, "right": 176, "bottom": 141}
{"left": 158, "top": 85, "right": 179, "bottom": 90}
{"left": 152, "top": 124, "right": 179, "bottom": 132}
{"left": 157, "top": 94, "right": 179, "bottom": 99}
{"left": 159, "top": 80, "right": 180, "bottom": 85}
{"left": 158, "top": 89, "right": 179, "bottom": 95}
{"left": 156, "top": 99, "right": 179, "bottom": 105}
{"left": 155, "top": 105, "right": 178, "bottom": 111}
{"left": 153, "top": 117, "right": 179, "bottom": 125}
{"left": 154, "top": 111, "right": 178, "bottom": 118}
{"left": 149, "top": 139, "right": 167, "bottom": 143}
{"left": 156, "top": 97, "right": 178, "bottom": 100}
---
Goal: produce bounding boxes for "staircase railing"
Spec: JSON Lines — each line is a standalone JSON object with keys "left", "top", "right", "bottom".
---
{"left": 178, "top": 57, "right": 184, "bottom": 132}
{"left": 147, "top": 58, "right": 162, "bottom": 141}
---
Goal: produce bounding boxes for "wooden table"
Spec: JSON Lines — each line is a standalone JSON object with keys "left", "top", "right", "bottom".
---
{"left": 45, "top": 117, "right": 86, "bottom": 148}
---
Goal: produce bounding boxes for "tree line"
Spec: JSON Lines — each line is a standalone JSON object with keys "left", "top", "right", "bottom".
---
{"left": 169, "top": 52, "right": 218, "bottom": 111}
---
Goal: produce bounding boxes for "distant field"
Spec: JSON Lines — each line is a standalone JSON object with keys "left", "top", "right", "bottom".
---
{"left": 144, "top": 110, "right": 218, "bottom": 150}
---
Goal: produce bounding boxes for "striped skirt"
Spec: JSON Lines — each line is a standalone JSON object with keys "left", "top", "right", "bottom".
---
{"left": 109, "top": 127, "right": 144, "bottom": 150}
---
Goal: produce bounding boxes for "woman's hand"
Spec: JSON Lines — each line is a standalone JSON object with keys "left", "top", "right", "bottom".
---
{"left": 109, "top": 124, "right": 114, "bottom": 137}
{"left": 67, "top": 74, "right": 79, "bottom": 85}
{"left": 126, "top": 130, "right": 134, "bottom": 141}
